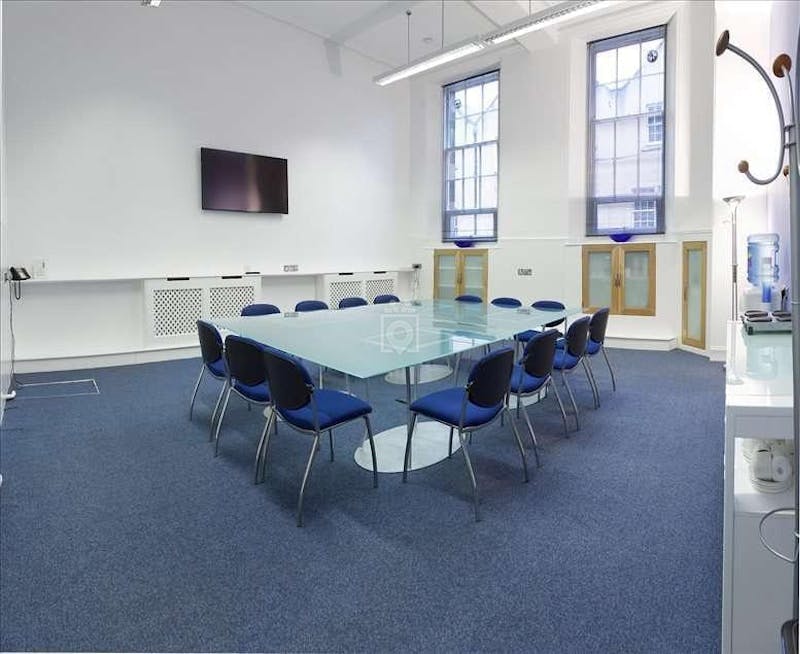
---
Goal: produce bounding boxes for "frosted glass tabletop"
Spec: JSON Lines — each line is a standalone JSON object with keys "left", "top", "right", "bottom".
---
{"left": 725, "top": 321, "right": 793, "bottom": 407}
{"left": 213, "top": 299, "right": 575, "bottom": 379}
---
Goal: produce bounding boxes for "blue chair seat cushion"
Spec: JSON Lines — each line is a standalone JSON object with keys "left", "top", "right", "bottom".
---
{"left": 555, "top": 338, "right": 601, "bottom": 355}
{"left": 281, "top": 389, "right": 371, "bottom": 431}
{"left": 207, "top": 358, "right": 226, "bottom": 378}
{"left": 410, "top": 388, "right": 502, "bottom": 428}
{"left": 553, "top": 349, "right": 579, "bottom": 370}
{"left": 233, "top": 381, "right": 270, "bottom": 403}
{"left": 509, "top": 365, "right": 547, "bottom": 394}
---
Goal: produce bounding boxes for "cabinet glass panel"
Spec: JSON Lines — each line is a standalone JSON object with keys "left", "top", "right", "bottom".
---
{"left": 436, "top": 253, "right": 457, "bottom": 300}
{"left": 623, "top": 250, "right": 650, "bottom": 309}
{"left": 462, "top": 253, "right": 485, "bottom": 291}
{"left": 686, "top": 248, "right": 703, "bottom": 343}
{"left": 587, "top": 251, "right": 613, "bottom": 308}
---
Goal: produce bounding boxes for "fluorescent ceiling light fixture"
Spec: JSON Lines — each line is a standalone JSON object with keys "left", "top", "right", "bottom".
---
{"left": 485, "top": 0, "right": 621, "bottom": 45}
{"left": 374, "top": 41, "right": 486, "bottom": 86}
{"left": 141, "top": 0, "right": 162, "bottom": 6}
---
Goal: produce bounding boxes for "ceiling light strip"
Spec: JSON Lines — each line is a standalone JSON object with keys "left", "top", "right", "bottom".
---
{"left": 374, "top": 41, "right": 486, "bottom": 86}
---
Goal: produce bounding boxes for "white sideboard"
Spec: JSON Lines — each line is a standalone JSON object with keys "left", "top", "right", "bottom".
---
{"left": 722, "top": 321, "right": 795, "bottom": 654}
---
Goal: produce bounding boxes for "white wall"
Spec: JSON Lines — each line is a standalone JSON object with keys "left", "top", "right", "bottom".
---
{"left": 409, "top": 0, "right": 716, "bottom": 349}
{"left": 4, "top": 0, "right": 412, "bottom": 365}
{"left": 1, "top": 0, "right": 11, "bottom": 415}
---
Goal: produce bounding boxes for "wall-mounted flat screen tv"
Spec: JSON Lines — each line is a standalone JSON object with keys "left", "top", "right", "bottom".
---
{"left": 201, "top": 147, "right": 288, "bottom": 214}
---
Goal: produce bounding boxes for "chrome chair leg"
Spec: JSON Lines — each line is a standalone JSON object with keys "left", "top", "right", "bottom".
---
{"left": 402, "top": 412, "right": 419, "bottom": 482}
{"left": 257, "top": 410, "right": 278, "bottom": 484}
{"left": 602, "top": 346, "right": 617, "bottom": 391}
{"left": 581, "top": 358, "right": 600, "bottom": 409}
{"left": 549, "top": 379, "right": 570, "bottom": 436}
{"left": 189, "top": 366, "right": 204, "bottom": 420}
{"left": 328, "top": 430, "right": 335, "bottom": 462}
{"left": 519, "top": 401, "right": 541, "bottom": 467}
{"left": 562, "top": 370, "right": 580, "bottom": 430}
{"left": 364, "top": 416, "right": 378, "bottom": 488}
{"left": 459, "top": 430, "right": 481, "bottom": 522}
{"left": 505, "top": 408, "right": 529, "bottom": 482}
{"left": 213, "top": 386, "right": 232, "bottom": 453}
{"left": 208, "top": 383, "right": 226, "bottom": 441}
{"left": 254, "top": 410, "right": 276, "bottom": 484}
{"left": 297, "top": 433, "right": 320, "bottom": 527}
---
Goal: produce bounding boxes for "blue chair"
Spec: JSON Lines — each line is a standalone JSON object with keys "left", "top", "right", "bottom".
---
{"left": 517, "top": 300, "right": 567, "bottom": 344}
{"left": 213, "top": 335, "right": 272, "bottom": 457}
{"left": 559, "top": 307, "right": 614, "bottom": 399}
{"left": 491, "top": 297, "right": 522, "bottom": 308}
{"left": 189, "top": 321, "right": 228, "bottom": 434}
{"left": 295, "top": 300, "right": 328, "bottom": 312}
{"left": 241, "top": 303, "right": 280, "bottom": 317}
{"left": 339, "top": 297, "right": 368, "bottom": 309}
{"left": 455, "top": 294, "right": 483, "bottom": 303}
{"left": 510, "top": 331, "right": 570, "bottom": 463}
{"left": 552, "top": 316, "right": 593, "bottom": 429}
{"left": 403, "top": 347, "right": 528, "bottom": 522}
{"left": 373, "top": 294, "right": 400, "bottom": 304}
{"left": 257, "top": 348, "right": 378, "bottom": 527}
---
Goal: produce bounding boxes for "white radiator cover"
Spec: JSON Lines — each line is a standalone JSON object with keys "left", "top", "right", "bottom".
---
{"left": 317, "top": 272, "right": 399, "bottom": 308}
{"left": 144, "top": 277, "right": 261, "bottom": 345}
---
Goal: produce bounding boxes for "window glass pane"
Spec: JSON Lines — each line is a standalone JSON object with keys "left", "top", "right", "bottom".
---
{"left": 448, "top": 150, "right": 462, "bottom": 180}
{"left": 616, "top": 77, "right": 639, "bottom": 117}
{"left": 641, "top": 74, "right": 664, "bottom": 113}
{"left": 615, "top": 158, "right": 637, "bottom": 196}
{"left": 466, "top": 85, "right": 482, "bottom": 116}
{"left": 594, "top": 122, "right": 614, "bottom": 160}
{"left": 624, "top": 251, "right": 650, "bottom": 308}
{"left": 480, "top": 175, "right": 497, "bottom": 208}
{"left": 483, "top": 81, "right": 498, "bottom": 111}
{"left": 641, "top": 38, "right": 664, "bottom": 75}
{"left": 615, "top": 117, "right": 638, "bottom": 158}
{"left": 454, "top": 90, "right": 466, "bottom": 118}
{"left": 465, "top": 116, "right": 480, "bottom": 145}
{"left": 483, "top": 110, "right": 498, "bottom": 142}
{"left": 454, "top": 117, "right": 466, "bottom": 147}
{"left": 639, "top": 149, "right": 662, "bottom": 192}
{"left": 595, "top": 49, "right": 616, "bottom": 86}
{"left": 617, "top": 43, "right": 640, "bottom": 83}
{"left": 588, "top": 251, "right": 613, "bottom": 308}
{"left": 594, "top": 160, "right": 614, "bottom": 197}
{"left": 595, "top": 86, "right": 616, "bottom": 120}
{"left": 597, "top": 202, "right": 635, "bottom": 231}
{"left": 463, "top": 147, "right": 475, "bottom": 179}
{"left": 480, "top": 143, "right": 497, "bottom": 175}
{"left": 463, "top": 178, "right": 476, "bottom": 210}
{"left": 455, "top": 214, "right": 475, "bottom": 237}
{"left": 476, "top": 213, "right": 494, "bottom": 237}
{"left": 451, "top": 180, "right": 463, "bottom": 210}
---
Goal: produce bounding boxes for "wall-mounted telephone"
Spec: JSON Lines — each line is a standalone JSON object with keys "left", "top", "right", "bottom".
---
{"left": 9, "top": 267, "right": 31, "bottom": 281}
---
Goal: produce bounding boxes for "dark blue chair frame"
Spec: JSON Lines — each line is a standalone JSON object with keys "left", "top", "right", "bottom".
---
{"left": 585, "top": 307, "right": 616, "bottom": 393}
{"left": 511, "top": 330, "right": 570, "bottom": 464}
{"left": 295, "top": 300, "right": 328, "bottom": 312}
{"left": 257, "top": 348, "right": 378, "bottom": 527}
{"left": 241, "top": 303, "right": 281, "bottom": 316}
{"left": 491, "top": 297, "right": 522, "bottom": 308}
{"left": 213, "top": 335, "right": 273, "bottom": 457}
{"left": 455, "top": 294, "right": 483, "bottom": 303}
{"left": 373, "top": 294, "right": 400, "bottom": 304}
{"left": 553, "top": 316, "right": 593, "bottom": 429}
{"left": 189, "top": 321, "right": 228, "bottom": 436}
{"left": 402, "top": 347, "right": 528, "bottom": 522}
{"left": 339, "top": 297, "right": 368, "bottom": 309}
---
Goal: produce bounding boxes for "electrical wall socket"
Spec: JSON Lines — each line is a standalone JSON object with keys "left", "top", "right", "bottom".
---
{"left": 283, "top": 264, "right": 299, "bottom": 273}
{"left": 517, "top": 268, "right": 533, "bottom": 276}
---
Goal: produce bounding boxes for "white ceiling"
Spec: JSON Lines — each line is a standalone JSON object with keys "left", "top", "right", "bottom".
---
{"left": 235, "top": 0, "right": 561, "bottom": 67}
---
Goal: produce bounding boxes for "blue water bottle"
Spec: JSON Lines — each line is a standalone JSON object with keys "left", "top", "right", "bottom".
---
{"left": 746, "top": 234, "right": 780, "bottom": 305}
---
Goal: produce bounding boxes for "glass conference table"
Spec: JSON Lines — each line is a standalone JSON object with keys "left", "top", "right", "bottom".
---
{"left": 213, "top": 299, "right": 572, "bottom": 473}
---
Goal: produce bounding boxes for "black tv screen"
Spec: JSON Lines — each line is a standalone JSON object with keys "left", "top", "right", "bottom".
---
{"left": 201, "top": 147, "right": 288, "bottom": 214}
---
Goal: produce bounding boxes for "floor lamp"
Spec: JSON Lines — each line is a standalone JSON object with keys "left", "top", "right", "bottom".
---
{"left": 723, "top": 195, "right": 745, "bottom": 321}
{"left": 716, "top": 29, "right": 800, "bottom": 652}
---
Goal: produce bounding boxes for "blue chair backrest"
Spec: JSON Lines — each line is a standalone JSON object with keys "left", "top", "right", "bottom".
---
{"left": 589, "top": 307, "right": 610, "bottom": 345}
{"left": 564, "top": 316, "right": 591, "bottom": 358}
{"left": 339, "top": 297, "right": 368, "bottom": 309}
{"left": 197, "top": 320, "right": 223, "bottom": 365}
{"left": 225, "top": 335, "right": 268, "bottom": 387}
{"left": 491, "top": 297, "right": 522, "bottom": 308}
{"left": 467, "top": 347, "right": 514, "bottom": 408}
{"left": 373, "top": 294, "right": 400, "bottom": 304}
{"left": 241, "top": 303, "right": 280, "bottom": 317}
{"left": 521, "top": 330, "right": 559, "bottom": 378}
{"left": 532, "top": 300, "right": 566, "bottom": 328}
{"left": 455, "top": 294, "right": 483, "bottom": 303}
{"left": 263, "top": 347, "right": 313, "bottom": 413}
{"left": 295, "top": 300, "right": 328, "bottom": 312}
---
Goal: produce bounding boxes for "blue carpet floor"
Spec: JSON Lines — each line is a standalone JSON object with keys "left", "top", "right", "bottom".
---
{"left": 0, "top": 348, "right": 723, "bottom": 653}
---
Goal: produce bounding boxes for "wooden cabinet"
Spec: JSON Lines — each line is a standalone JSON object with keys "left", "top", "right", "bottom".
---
{"left": 582, "top": 243, "right": 655, "bottom": 315}
{"left": 434, "top": 249, "right": 488, "bottom": 301}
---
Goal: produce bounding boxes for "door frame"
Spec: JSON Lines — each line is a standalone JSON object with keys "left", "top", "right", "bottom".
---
{"left": 681, "top": 240, "right": 707, "bottom": 349}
